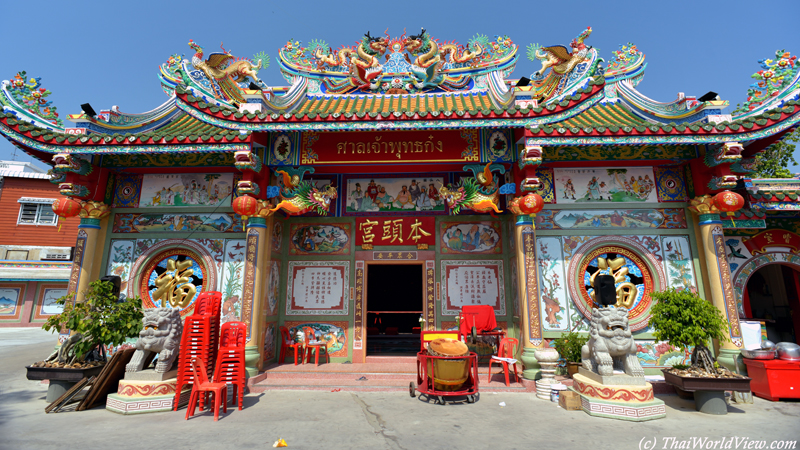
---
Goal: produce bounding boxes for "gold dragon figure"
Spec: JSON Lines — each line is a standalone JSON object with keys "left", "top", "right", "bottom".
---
{"left": 315, "top": 32, "right": 389, "bottom": 92}
{"left": 439, "top": 163, "right": 503, "bottom": 215}
{"left": 269, "top": 170, "right": 338, "bottom": 216}
{"left": 188, "top": 40, "right": 264, "bottom": 105}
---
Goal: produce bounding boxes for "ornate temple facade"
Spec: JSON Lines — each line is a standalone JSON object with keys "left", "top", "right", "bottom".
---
{"left": 2, "top": 28, "right": 799, "bottom": 377}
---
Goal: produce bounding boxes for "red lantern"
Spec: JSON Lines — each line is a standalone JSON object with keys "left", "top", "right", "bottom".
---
{"left": 232, "top": 194, "right": 259, "bottom": 221}
{"left": 519, "top": 193, "right": 544, "bottom": 215}
{"left": 52, "top": 197, "right": 81, "bottom": 218}
{"left": 712, "top": 190, "right": 745, "bottom": 216}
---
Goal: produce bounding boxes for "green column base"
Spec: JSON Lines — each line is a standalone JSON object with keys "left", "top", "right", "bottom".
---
{"left": 244, "top": 345, "right": 260, "bottom": 377}
{"left": 520, "top": 347, "right": 541, "bottom": 380}
{"left": 717, "top": 348, "right": 744, "bottom": 374}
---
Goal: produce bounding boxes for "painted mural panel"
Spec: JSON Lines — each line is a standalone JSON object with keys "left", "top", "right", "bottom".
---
{"left": 284, "top": 321, "right": 348, "bottom": 357}
{"left": 113, "top": 213, "right": 242, "bottom": 233}
{"left": 0, "top": 286, "right": 22, "bottom": 319}
{"left": 140, "top": 173, "right": 233, "bottom": 207}
{"left": 272, "top": 221, "right": 283, "bottom": 254}
{"left": 221, "top": 240, "right": 246, "bottom": 323}
{"left": 440, "top": 260, "right": 505, "bottom": 316}
{"left": 112, "top": 173, "right": 143, "bottom": 208}
{"left": 554, "top": 167, "right": 657, "bottom": 203}
{"left": 536, "top": 208, "right": 687, "bottom": 230}
{"left": 661, "top": 236, "right": 697, "bottom": 291}
{"left": 106, "top": 240, "right": 135, "bottom": 295}
{"left": 262, "top": 322, "right": 276, "bottom": 363}
{"left": 343, "top": 175, "right": 447, "bottom": 215}
{"left": 439, "top": 222, "right": 502, "bottom": 254}
{"left": 724, "top": 237, "right": 753, "bottom": 274}
{"left": 636, "top": 341, "right": 691, "bottom": 368}
{"left": 289, "top": 223, "right": 351, "bottom": 255}
{"left": 38, "top": 288, "right": 67, "bottom": 316}
{"left": 286, "top": 261, "right": 350, "bottom": 316}
{"left": 654, "top": 166, "right": 688, "bottom": 202}
{"left": 266, "top": 260, "right": 280, "bottom": 316}
{"left": 537, "top": 237, "right": 569, "bottom": 331}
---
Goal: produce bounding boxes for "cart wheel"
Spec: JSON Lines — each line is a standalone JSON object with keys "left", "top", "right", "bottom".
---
{"left": 409, "top": 382, "right": 416, "bottom": 398}
{"left": 467, "top": 394, "right": 475, "bottom": 403}
{"left": 438, "top": 396, "right": 446, "bottom": 405}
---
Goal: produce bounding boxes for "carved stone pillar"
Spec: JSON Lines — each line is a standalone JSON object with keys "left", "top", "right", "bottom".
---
{"left": 513, "top": 213, "right": 545, "bottom": 380}
{"left": 688, "top": 195, "right": 744, "bottom": 372}
{"left": 242, "top": 215, "right": 274, "bottom": 376}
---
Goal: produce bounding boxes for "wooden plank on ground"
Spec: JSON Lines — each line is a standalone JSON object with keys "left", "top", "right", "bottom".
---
{"left": 77, "top": 348, "right": 135, "bottom": 411}
{"left": 45, "top": 376, "right": 94, "bottom": 413}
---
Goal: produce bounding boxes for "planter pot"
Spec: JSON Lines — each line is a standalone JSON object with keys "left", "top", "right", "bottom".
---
{"left": 662, "top": 369, "right": 751, "bottom": 415}
{"left": 26, "top": 364, "right": 105, "bottom": 402}
{"left": 567, "top": 362, "right": 581, "bottom": 378}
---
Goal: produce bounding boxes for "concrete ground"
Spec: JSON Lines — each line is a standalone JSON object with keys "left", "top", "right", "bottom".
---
{"left": 1, "top": 328, "right": 799, "bottom": 450}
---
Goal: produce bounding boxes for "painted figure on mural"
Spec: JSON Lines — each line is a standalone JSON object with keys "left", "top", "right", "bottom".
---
{"left": 375, "top": 187, "right": 394, "bottom": 209}
{"left": 409, "top": 180, "right": 422, "bottom": 203}
{"left": 563, "top": 178, "right": 576, "bottom": 200}
{"left": 415, "top": 185, "right": 433, "bottom": 210}
{"left": 393, "top": 185, "right": 414, "bottom": 209}
{"left": 587, "top": 177, "right": 600, "bottom": 200}
{"left": 366, "top": 179, "right": 379, "bottom": 203}
{"left": 350, "top": 183, "right": 364, "bottom": 211}
{"left": 447, "top": 229, "right": 464, "bottom": 251}
{"left": 428, "top": 183, "right": 440, "bottom": 207}
{"left": 599, "top": 182, "right": 611, "bottom": 201}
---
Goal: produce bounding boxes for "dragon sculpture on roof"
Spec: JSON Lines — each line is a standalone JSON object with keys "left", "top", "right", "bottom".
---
{"left": 526, "top": 27, "right": 595, "bottom": 102}
{"left": 269, "top": 169, "right": 338, "bottom": 216}
{"left": 403, "top": 28, "right": 483, "bottom": 90}
{"left": 314, "top": 32, "right": 389, "bottom": 93}
{"left": 188, "top": 40, "right": 265, "bottom": 105}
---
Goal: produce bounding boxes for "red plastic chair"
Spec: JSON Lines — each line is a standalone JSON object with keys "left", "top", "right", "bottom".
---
{"left": 279, "top": 326, "right": 303, "bottom": 365}
{"left": 215, "top": 322, "right": 247, "bottom": 410}
{"left": 185, "top": 358, "right": 228, "bottom": 421}
{"left": 302, "top": 326, "right": 329, "bottom": 366}
{"left": 487, "top": 338, "right": 519, "bottom": 386}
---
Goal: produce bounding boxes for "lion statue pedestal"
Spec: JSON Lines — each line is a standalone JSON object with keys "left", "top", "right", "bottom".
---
{"left": 107, "top": 308, "right": 190, "bottom": 415}
{"left": 571, "top": 305, "right": 665, "bottom": 422}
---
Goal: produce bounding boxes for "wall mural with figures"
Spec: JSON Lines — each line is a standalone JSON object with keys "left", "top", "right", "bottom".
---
{"left": 140, "top": 173, "right": 234, "bottom": 208}
{"left": 553, "top": 167, "right": 657, "bottom": 203}
{"left": 343, "top": 174, "right": 447, "bottom": 215}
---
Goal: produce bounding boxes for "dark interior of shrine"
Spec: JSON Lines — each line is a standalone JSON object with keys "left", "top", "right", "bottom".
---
{"left": 366, "top": 264, "right": 423, "bottom": 355}
{"left": 746, "top": 265, "right": 800, "bottom": 344}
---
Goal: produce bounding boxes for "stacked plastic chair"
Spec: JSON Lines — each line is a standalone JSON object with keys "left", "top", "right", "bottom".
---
{"left": 174, "top": 291, "right": 222, "bottom": 411}
{"left": 213, "top": 321, "right": 247, "bottom": 410}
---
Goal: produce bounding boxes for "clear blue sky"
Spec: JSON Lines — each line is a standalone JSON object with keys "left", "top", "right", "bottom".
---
{"left": 2, "top": 0, "right": 798, "bottom": 169}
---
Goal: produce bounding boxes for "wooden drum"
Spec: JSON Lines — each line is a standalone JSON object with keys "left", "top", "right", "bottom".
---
{"left": 426, "top": 338, "right": 470, "bottom": 392}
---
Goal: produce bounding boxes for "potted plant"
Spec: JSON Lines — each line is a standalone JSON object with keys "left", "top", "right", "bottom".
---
{"left": 551, "top": 331, "right": 588, "bottom": 378}
{"left": 28, "top": 280, "right": 143, "bottom": 401}
{"left": 649, "top": 288, "right": 750, "bottom": 414}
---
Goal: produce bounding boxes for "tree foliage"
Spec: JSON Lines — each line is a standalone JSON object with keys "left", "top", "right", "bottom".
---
{"left": 751, "top": 128, "right": 799, "bottom": 178}
{"left": 648, "top": 288, "right": 728, "bottom": 350}
{"left": 42, "top": 280, "right": 144, "bottom": 361}
{"left": 551, "top": 331, "right": 588, "bottom": 363}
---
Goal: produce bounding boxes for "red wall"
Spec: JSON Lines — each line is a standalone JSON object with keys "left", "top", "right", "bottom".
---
{"left": 0, "top": 177, "right": 80, "bottom": 247}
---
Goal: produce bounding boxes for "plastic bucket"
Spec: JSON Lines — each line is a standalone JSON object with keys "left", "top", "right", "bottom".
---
{"left": 550, "top": 383, "right": 567, "bottom": 402}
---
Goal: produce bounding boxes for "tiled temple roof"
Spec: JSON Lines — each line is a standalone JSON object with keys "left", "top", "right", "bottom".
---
{"left": 552, "top": 102, "right": 650, "bottom": 128}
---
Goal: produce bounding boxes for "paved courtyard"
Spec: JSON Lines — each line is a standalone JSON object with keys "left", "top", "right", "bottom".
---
{"left": 1, "top": 327, "right": 799, "bottom": 450}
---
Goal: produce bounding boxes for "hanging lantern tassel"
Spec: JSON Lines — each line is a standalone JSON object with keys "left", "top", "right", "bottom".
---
{"left": 59, "top": 217, "right": 64, "bottom": 232}
{"left": 241, "top": 215, "right": 248, "bottom": 231}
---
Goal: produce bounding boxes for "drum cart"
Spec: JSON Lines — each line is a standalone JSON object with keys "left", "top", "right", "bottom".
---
{"left": 409, "top": 331, "right": 480, "bottom": 405}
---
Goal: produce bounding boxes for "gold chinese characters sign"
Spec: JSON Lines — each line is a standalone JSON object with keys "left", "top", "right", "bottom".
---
{"left": 140, "top": 249, "right": 206, "bottom": 315}
{"left": 355, "top": 217, "right": 434, "bottom": 247}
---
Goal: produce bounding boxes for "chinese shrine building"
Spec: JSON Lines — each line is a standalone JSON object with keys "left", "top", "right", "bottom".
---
{"left": 2, "top": 28, "right": 799, "bottom": 377}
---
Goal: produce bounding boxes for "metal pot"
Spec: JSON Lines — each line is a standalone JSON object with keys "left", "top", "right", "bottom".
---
{"left": 740, "top": 349, "right": 776, "bottom": 360}
{"left": 776, "top": 342, "right": 800, "bottom": 361}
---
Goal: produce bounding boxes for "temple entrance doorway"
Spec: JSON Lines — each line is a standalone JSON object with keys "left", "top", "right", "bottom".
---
{"left": 366, "top": 263, "right": 424, "bottom": 356}
{"left": 745, "top": 264, "right": 800, "bottom": 344}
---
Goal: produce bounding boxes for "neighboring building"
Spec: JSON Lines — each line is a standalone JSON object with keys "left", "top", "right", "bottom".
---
{"left": 0, "top": 161, "right": 77, "bottom": 327}
{"left": 0, "top": 28, "right": 798, "bottom": 376}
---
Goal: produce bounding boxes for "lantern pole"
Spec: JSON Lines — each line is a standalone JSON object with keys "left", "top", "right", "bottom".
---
{"left": 688, "top": 194, "right": 745, "bottom": 373}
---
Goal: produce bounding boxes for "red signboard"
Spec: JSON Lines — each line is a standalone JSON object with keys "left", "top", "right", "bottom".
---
{"left": 300, "top": 130, "right": 480, "bottom": 165}
{"left": 355, "top": 217, "right": 435, "bottom": 246}
{"left": 743, "top": 230, "right": 800, "bottom": 255}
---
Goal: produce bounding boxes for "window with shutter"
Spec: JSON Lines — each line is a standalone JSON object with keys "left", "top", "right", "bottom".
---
{"left": 17, "top": 203, "right": 59, "bottom": 226}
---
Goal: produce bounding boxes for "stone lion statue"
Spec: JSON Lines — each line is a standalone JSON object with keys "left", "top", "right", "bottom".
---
{"left": 126, "top": 307, "right": 182, "bottom": 373}
{"left": 580, "top": 306, "right": 644, "bottom": 377}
